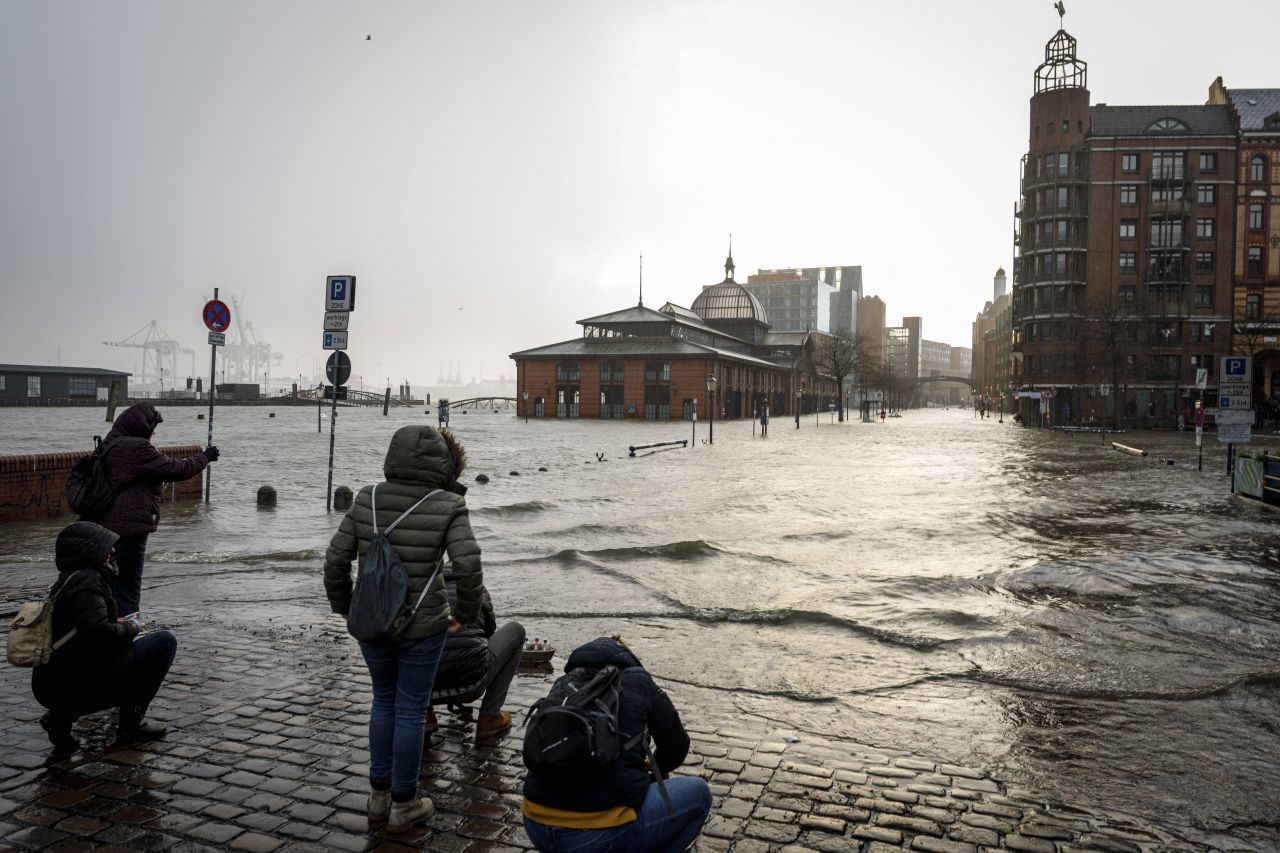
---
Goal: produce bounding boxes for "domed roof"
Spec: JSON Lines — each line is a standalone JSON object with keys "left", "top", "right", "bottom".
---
{"left": 692, "top": 279, "right": 769, "bottom": 324}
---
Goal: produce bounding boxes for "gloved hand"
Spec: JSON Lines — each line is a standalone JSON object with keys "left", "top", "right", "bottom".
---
{"left": 205, "top": 445, "right": 221, "bottom": 462}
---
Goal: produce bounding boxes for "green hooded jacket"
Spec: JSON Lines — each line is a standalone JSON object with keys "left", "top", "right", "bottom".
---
{"left": 324, "top": 426, "right": 482, "bottom": 638}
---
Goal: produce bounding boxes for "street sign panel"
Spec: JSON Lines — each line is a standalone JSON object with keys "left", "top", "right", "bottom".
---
{"left": 1216, "top": 409, "right": 1254, "bottom": 425}
{"left": 1218, "top": 395, "right": 1252, "bottom": 410}
{"left": 203, "top": 299, "right": 231, "bottom": 332}
{"left": 322, "top": 331, "right": 348, "bottom": 350}
{"left": 326, "top": 276, "right": 357, "bottom": 311}
{"left": 1219, "top": 355, "right": 1253, "bottom": 400}
{"left": 207, "top": 332, "right": 225, "bottom": 346}
{"left": 1218, "top": 422, "right": 1252, "bottom": 444}
{"left": 1195, "top": 369, "right": 1207, "bottom": 390}
{"left": 325, "top": 352, "right": 352, "bottom": 386}
{"left": 323, "top": 311, "right": 349, "bottom": 331}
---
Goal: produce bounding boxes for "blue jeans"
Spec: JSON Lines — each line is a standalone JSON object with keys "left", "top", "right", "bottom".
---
{"left": 360, "top": 631, "right": 447, "bottom": 797}
{"left": 111, "top": 532, "right": 148, "bottom": 616}
{"left": 523, "top": 777, "right": 712, "bottom": 853}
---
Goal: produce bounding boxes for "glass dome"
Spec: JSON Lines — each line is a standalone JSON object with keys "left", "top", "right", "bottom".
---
{"left": 691, "top": 281, "right": 769, "bottom": 324}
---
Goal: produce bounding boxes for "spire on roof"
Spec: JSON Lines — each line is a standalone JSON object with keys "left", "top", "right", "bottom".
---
{"left": 724, "top": 234, "right": 735, "bottom": 281}
{"left": 638, "top": 253, "right": 644, "bottom": 307}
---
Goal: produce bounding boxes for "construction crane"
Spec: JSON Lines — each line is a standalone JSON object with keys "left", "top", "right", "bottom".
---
{"left": 210, "top": 294, "right": 283, "bottom": 385}
{"left": 103, "top": 321, "right": 195, "bottom": 389}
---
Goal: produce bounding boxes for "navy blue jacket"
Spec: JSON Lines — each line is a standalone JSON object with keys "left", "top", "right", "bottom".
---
{"left": 522, "top": 638, "right": 690, "bottom": 815}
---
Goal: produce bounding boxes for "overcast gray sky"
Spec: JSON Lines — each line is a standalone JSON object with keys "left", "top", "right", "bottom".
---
{"left": 3, "top": 1, "right": 1277, "bottom": 388}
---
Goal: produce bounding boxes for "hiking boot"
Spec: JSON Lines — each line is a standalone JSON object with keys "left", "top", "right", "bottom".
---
{"left": 423, "top": 709, "right": 438, "bottom": 735}
{"left": 39, "top": 713, "right": 78, "bottom": 753}
{"left": 368, "top": 787, "right": 391, "bottom": 826}
{"left": 115, "top": 720, "right": 167, "bottom": 745}
{"left": 387, "top": 796, "right": 433, "bottom": 832}
{"left": 475, "top": 711, "right": 512, "bottom": 739}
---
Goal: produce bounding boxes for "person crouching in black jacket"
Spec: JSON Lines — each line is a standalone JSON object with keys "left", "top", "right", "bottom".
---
{"left": 521, "top": 637, "right": 712, "bottom": 853}
{"left": 32, "top": 522, "right": 178, "bottom": 752}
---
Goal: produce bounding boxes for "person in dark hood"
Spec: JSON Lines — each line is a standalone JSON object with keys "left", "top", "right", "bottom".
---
{"left": 96, "top": 402, "right": 218, "bottom": 616}
{"left": 521, "top": 637, "right": 712, "bottom": 853}
{"left": 426, "top": 567, "right": 524, "bottom": 740}
{"left": 32, "top": 522, "right": 178, "bottom": 752}
{"left": 325, "top": 426, "right": 482, "bottom": 833}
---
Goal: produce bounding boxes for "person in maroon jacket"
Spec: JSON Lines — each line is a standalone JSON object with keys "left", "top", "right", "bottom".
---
{"left": 96, "top": 402, "right": 218, "bottom": 616}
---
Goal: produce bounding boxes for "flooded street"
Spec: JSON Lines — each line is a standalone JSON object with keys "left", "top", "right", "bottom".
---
{"left": 2, "top": 405, "right": 1278, "bottom": 841}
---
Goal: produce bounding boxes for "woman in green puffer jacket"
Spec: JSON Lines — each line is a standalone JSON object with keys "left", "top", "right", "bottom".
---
{"left": 324, "top": 425, "right": 483, "bottom": 833}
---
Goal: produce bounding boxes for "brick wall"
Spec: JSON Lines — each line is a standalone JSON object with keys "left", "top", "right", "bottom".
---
{"left": 0, "top": 445, "right": 205, "bottom": 524}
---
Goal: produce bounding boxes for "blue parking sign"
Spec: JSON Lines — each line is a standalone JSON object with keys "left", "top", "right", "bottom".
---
{"left": 1225, "top": 357, "right": 1247, "bottom": 377}
{"left": 325, "top": 274, "right": 357, "bottom": 311}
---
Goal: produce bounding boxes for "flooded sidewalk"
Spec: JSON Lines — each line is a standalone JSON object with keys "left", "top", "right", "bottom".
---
{"left": 0, "top": 581, "right": 1242, "bottom": 853}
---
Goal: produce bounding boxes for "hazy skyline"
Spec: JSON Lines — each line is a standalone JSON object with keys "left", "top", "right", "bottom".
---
{"left": 3, "top": 1, "right": 1278, "bottom": 388}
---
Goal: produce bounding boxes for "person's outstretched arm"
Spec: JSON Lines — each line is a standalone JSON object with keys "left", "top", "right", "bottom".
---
{"left": 643, "top": 674, "right": 690, "bottom": 777}
{"left": 135, "top": 442, "right": 211, "bottom": 483}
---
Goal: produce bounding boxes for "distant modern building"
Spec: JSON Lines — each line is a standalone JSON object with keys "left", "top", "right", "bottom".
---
{"left": 857, "top": 295, "right": 887, "bottom": 367}
{"left": 0, "top": 365, "right": 130, "bottom": 404}
{"left": 510, "top": 252, "right": 840, "bottom": 420}
{"left": 972, "top": 268, "right": 1012, "bottom": 410}
{"left": 744, "top": 265, "right": 862, "bottom": 336}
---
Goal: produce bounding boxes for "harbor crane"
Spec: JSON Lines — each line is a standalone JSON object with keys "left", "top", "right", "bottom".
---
{"left": 103, "top": 321, "right": 194, "bottom": 389}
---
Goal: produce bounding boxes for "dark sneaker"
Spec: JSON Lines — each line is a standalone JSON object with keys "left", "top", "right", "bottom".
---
{"left": 39, "top": 713, "right": 78, "bottom": 753}
{"left": 115, "top": 720, "right": 167, "bottom": 745}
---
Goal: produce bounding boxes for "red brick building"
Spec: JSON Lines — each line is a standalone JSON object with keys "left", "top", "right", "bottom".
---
{"left": 1013, "top": 22, "right": 1237, "bottom": 425}
{"left": 511, "top": 255, "right": 838, "bottom": 420}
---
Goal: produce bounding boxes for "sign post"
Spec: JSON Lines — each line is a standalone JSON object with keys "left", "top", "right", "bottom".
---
{"left": 323, "top": 276, "right": 356, "bottom": 511}
{"left": 202, "top": 291, "right": 231, "bottom": 503}
{"left": 1218, "top": 356, "right": 1253, "bottom": 488}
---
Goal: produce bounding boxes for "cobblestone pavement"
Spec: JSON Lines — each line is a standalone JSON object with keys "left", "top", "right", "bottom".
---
{"left": 0, "top": 600, "right": 1262, "bottom": 852}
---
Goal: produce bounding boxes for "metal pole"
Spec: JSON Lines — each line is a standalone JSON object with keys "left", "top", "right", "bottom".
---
{"left": 205, "top": 287, "right": 218, "bottom": 503}
{"left": 709, "top": 390, "right": 714, "bottom": 445}
{"left": 326, "top": 383, "right": 339, "bottom": 511}
{"left": 692, "top": 398, "right": 697, "bottom": 445}
{"left": 317, "top": 391, "right": 322, "bottom": 432}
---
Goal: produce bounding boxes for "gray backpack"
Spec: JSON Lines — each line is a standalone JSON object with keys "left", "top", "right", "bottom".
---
{"left": 346, "top": 485, "right": 443, "bottom": 645}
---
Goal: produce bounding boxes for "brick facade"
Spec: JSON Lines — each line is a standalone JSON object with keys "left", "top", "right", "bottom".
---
{"left": 0, "top": 445, "right": 204, "bottom": 524}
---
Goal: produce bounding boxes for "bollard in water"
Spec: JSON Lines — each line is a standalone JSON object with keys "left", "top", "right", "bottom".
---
{"left": 105, "top": 380, "right": 120, "bottom": 423}
{"left": 333, "top": 486, "right": 354, "bottom": 510}
{"left": 257, "top": 485, "right": 278, "bottom": 507}
{"left": 197, "top": 413, "right": 205, "bottom": 420}
{"left": 475, "top": 474, "right": 490, "bottom": 484}
{"left": 538, "top": 467, "right": 548, "bottom": 472}
{"left": 269, "top": 412, "right": 276, "bottom": 418}
{"left": 510, "top": 471, "right": 520, "bottom": 476}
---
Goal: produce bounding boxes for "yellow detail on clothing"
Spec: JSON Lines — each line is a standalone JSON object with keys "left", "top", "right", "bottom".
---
{"left": 521, "top": 798, "right": 636, "bottom": 829}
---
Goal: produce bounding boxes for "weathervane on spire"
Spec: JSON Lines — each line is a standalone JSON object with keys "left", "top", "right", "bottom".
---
{"left": 1055, "top": 1, "right": 1065, "bottom": 27}
{"left": 638, "top": 253, "right": 644, "bottom": 307}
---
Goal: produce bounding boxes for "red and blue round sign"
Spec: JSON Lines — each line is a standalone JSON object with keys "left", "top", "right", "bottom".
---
{"left": 203, "top": 299, "right": 231, "bottom": 332}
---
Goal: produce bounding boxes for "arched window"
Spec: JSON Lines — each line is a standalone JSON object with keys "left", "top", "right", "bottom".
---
{"left": 1250, "top": 155, "right": 1267, "bottom": 183}
{"left": 1144, "top": 117, "right": 1190, "bottom": 134}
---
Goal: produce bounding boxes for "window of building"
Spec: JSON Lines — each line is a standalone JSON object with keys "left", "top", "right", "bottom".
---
{"left": 1203, "top": 323, "right": 1215, "bottom": 342}
{"left": 0, "top": 375, "right": 5, "bottom": 391}
{"left": 643, "top": 383, "right": 670, "bottom": 420}
{"left": 643, "top": 362, "right": 670, "bottom": 382}
{"left": 1151, "top": 186, "right": 1181, "bottom": 202}
{"left": 1196, "top": 218, "right": 1214, "bottom": 239}
{"left": 555, "top": 362, "right": 580, "bottom": 382}
{"left": 1195, "top": 252, "right": 1214, "bottom": 273}
{"left": 1056, "top": 220, "right": 1068, "bottom": 241}
{"left": 1250, "top": 155, "right": 1266, "bottom": 183}
{"left": 27, "top": 376, "right": 40, "bottom": 398}
{"left": 1057, "top": 187, "right": 1069, "bottom": 209}
{"left": 1055, "top": 253, "right": 1067, "bottom": 275}
{"left": 1249, "top": 204, "right": 1264, "bottom": 230}
{"left": 1062, "top": 120, "right": 1069, "bottom": 133}
{"left": 1195, "top": 285, "right": 1213, "bottom": 307}
{"left": 1120, "top": 219, "right": 1136, "bottom": 239}
{"left": 1119, "top": 252, "right": 1137, "bottom": 273}
{"left": 1199, "top": 152, "right": 1217, "bottom": 173}
{"left": 1197, "top": 184, "right": 1216, "bottom": 204}
{"left": 1121, "top": 153, "right": 1138, "bottom": 172}
{"left": 599, "top": 361, "right": 624, "bottom": 382}
{"left": 1119, "top": 285, "right": 1136, "bottom": 305}
{"left": 1149, "top": 219, "right": 1183, "bottom": 248}
{"left": 1035, "top": 157, "right": 1042, "bottom": 179}
{"left": 68, "top": 377, "right": 96, "bottom": 397}
{"left": 1246, "top": 293, "right": 1262, "bottom": 320}
{"left": 1150, "top": 354, "right": 1180, "bottom": 378}
{"left": 1056, "top": 152, "right": 1068, "bottom": 177}
{"left": 1120, "top": 185, "right": 1137, "bottom": 205}
{"left": 1248, "top": 247, "right": 1264, "bottom": 276}
{"left": 1152, "top": 151, "right": 1185, "bottom": 180}
{"left": 1146, "top": 118, "right": 1190, "bottom": 133}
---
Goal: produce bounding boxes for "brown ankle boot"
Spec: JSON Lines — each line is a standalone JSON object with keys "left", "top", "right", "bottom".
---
{"left": 423, "top": 709, "right": 438, "bottom": 734}
{"left": 475, "top": 711, "right": 512, "bottom": 739}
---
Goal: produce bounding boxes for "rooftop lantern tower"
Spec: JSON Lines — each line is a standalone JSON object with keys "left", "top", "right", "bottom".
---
{"left": 1034, "top": 3, "right": 1087, "bottom": 93}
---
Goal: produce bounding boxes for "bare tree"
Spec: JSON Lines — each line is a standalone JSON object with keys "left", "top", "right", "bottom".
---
{"left": 1074, "top": 289, "right": 1138, "bottom": 428}
{"left": 812, "top": 333, "right": 876, "bottom": 422}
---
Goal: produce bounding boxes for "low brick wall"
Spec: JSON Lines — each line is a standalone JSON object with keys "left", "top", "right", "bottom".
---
{"left": 0, "top": 445, "right": 205, "bottom": 524}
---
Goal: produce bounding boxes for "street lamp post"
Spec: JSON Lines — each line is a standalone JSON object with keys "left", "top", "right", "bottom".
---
{"left": 706, "top": 374, "right": 717, "bottom": 445}
{"left": 795, "top": 388, "right": 801, "bottom": 429}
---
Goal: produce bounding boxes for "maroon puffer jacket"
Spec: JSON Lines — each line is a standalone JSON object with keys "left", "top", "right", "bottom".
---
{"left": 97, "top": 403, "right": 209, "bottom": 536}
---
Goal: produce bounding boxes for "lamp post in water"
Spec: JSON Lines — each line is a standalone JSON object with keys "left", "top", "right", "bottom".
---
{"left": 706, "top": 374, "right": 717, "bottom": 445}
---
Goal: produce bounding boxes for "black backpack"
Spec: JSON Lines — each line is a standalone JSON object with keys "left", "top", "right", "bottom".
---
{"left": 64, "top": 437, "right": 120, "bottom": 520}
{"left": 523, "top": 665, "right": 643, "bottom": 778}
{"left": 346, "top": 485, "right": 443, "bottom": 645}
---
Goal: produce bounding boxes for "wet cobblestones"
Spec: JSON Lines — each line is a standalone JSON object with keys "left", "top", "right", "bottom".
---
{"left": 0, "top": 610, "right": 1257, "bottom": 851}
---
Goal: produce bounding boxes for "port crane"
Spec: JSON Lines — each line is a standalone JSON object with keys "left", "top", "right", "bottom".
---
{"left": 102, "top": 321, "right": 194, "bottom": 389}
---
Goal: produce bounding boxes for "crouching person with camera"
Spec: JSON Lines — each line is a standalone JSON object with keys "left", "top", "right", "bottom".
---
{"left": 29, "top": 522, "right": 177, "bottom": 752}
{"left": 521, "top": 637, "right": 712, "bottom": 853}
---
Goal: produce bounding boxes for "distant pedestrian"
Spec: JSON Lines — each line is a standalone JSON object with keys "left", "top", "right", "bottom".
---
{"left": 32, "top": 522, "right": 177, "bottom": 752}
{"left": 97, "top": 403, "right": 218, "bottom": 618}
{"left": 325, "top": 426, "right": 483, "bottom": 833}
{"left": 426, "top": 568, "right": 524, "bottom": 740}
{"left": 522, "top": 637, "right": 712, "bottom": 853}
